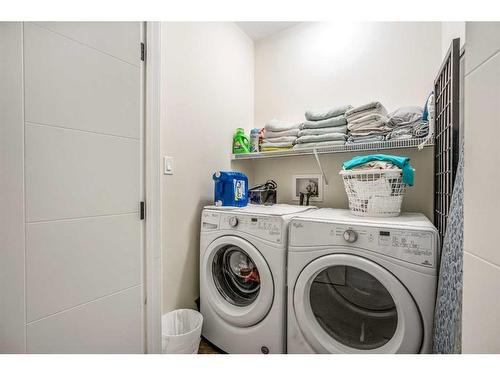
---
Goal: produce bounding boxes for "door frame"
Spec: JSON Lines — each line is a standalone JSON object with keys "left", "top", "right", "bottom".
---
{"left": 144, "top": 21, "right": 162, "bottom": 354}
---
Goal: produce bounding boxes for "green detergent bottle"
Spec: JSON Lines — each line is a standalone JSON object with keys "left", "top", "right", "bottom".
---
{"left": 233, "top": 128, "right": 250, "bottom": 154}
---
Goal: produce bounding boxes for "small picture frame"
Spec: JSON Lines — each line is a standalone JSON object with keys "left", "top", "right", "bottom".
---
{"left": 292, "top": 174, "right": 323, "bottom": 202}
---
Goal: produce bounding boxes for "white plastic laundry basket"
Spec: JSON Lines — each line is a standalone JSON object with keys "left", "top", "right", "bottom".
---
{"left": 162, "top": 309, "right": 203, "bottom": 354}
{"left": 340, "top": 168, "right": 408, "bottom": 217}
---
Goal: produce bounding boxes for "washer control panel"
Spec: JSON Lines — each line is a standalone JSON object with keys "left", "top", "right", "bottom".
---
{"left": 290, "top": 220, "right": 438, "bottom": 268}
{"left": 201, "top": 211, "right": 283, "bottom": 243}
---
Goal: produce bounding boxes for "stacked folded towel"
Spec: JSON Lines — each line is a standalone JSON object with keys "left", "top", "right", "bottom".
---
{"left": 346, "top": 134, "right": 386, "bottom": 144}
{"left": 261, "top": 120, "right": 301, "bottom": 151}
{"left": 413, "top": 121, "right": 429, "bottom": 138}
{"left": 293, "top": 105, "right": 352, "bottom": 150}
{"left": 304, "top": 104, "right": 353, "bottom": 122}
{"left": 346, "top": 102, "right": 390, "bottom": 144}
{"left": 385, "top": 106, "right": 429, "bottom": 140}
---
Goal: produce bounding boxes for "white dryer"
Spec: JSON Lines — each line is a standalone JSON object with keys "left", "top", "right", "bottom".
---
{"left": 200, "top": 204, "right": 315, "bottom": 354}
{"left": 287, "top": 209, "right": 439, "bottom": 354}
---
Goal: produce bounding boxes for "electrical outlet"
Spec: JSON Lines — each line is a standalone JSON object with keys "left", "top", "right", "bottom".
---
{"left": 292, "top": 174, "right": 323, "bottom": 202}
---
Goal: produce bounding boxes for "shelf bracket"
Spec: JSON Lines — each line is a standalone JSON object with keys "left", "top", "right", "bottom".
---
{"left": 313, "top": 147, "right": 329, "bottom": 186}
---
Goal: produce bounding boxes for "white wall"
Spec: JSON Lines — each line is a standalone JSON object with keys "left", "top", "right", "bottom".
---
{"left": 462, "top": 22, "right": 500, "bottom": 353}
{"left": 441, "top": 22, "right": 465, "bottom": 57}
{"left": 161, "top": 23, "right": 254, "bottom": 312}
{"left": 250, "top": 22, "right": 443, "bottom": 219}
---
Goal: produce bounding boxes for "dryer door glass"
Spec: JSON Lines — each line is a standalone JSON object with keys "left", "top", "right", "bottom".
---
{"left": 212, "top": 245, "right": 261, "bottom": 307}
{"left": 310, "top": 265, "right": 398, "bottom": 350}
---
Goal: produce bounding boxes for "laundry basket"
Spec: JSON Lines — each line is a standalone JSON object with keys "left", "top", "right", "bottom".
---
{"left": 339, "top": 168, "right": 408, "bottom": 217}
{"left": 162, "top": 309, "right": 203, "bottom": 354}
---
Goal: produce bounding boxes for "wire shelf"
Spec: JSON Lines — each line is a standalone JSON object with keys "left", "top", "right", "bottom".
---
{"left": 231, "top": 137, "right": 434, "bottom": 160}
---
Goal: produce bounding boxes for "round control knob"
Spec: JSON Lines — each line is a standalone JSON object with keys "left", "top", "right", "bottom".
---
{"left": 343, "top": 229, "right": 358, "bottom": 243}
{"left": 228, "top": 217, "right": 239, "bottom": 228}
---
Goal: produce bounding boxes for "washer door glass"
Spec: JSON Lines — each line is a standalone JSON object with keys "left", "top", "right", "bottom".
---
{"left": 212, "top": 245, "right": 261, "bottom": 307}
{"left": 310, "top": 265, "right": 397, "bottom": 350}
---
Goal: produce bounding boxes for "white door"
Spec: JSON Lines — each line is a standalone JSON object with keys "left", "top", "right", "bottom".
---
{"left": 23, "top": 22, "right": 144, "bottom": 353}
{"left": 293, "top": 254, "right": 422, "bottom": 353}
{"left": 202, "top": 236, "right": 274, "bottom": 327}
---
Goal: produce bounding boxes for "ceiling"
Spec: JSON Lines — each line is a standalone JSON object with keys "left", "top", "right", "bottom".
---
{"left": 235, "top": 22, "right": 301, "bottom": 41}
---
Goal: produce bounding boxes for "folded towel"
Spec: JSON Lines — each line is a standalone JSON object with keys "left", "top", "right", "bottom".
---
{"left": 387, "top": 106, "right": 423, "bottom": 128}
{"left": 298, "top": 125, "right": 347, "bottom": 137}
{"left": 348, "top": 113, "right": 389, "bottom": 128}
{"left": 264, "top": 128, "right": 300, "bottom": 138}
{"left": 347, "top": 135, "right": 386, "bottom": 144}
{"left": 347, "top": 112, "right": 391, "bottom": 136}
{"left": 346, "top": 102, "right": 388, "bottom": 123}
{"left": 264, "top": 119, "right": 301, "bottom": 132}
{"left": 387, "top": 133, "right": 413, "bottom": 141}
{"left": 301, "top": 115, "right": 347, "bottom": 129}
{"left": 385, "top": 120, "right": 429, "bottom": 140}
{"left": 348, "top": 127, "right": 391, "bottom": 137}
{"left": 349, "top": 128, "right": 389, "bottom": 139}
{"left": 346, "top": 101, "right": 387, "bottom": 118}
{"left": 262, "top": 136, "right": 297, "bottom": 143}
{"left": 261, "top": 146, "right": 292, "bottom": 152}
{"left": 348, "top": 123, "right": 391, "bottom": 135}
{"left": 261, "top": 140, "right": 295, "bottom": 148}
{"left": 386, "top": 124, "right": 414, "bottom": 140}
{"left": 305, "top": 105, "right": 353, "bottom": 121}
{"left": 347, "top": 107, "right": 388, "bottom": 122}
{"left": 296, "top": 133, "right": 348, "bottom": 144}
{"left": 413, "top": 121, "right": 429, "bottom": 137}
{"left": 293, "top": 140, "right": 346, "bottom": 150}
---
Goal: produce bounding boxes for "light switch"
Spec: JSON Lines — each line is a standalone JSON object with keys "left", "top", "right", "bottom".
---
{"left": 164, "top": 156, "right": 174, "bottom": 175}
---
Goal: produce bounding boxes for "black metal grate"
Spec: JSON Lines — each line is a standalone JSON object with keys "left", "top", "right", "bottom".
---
{"left": 434, "top": 38, "right": 461, "bottom": 243}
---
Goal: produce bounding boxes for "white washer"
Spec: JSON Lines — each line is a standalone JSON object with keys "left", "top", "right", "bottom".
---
{"left": 200, "top": 204, "right": 315, "bottom": 354}
{"left": 287, "top": 208, "right": 439, "bottom": 354}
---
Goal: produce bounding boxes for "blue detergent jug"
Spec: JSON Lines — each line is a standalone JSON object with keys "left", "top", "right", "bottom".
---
{"left": 213, "top": 171, "right": 248, "bottom": 207}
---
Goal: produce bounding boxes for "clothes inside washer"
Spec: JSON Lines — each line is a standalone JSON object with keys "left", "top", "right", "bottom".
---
{"left": 310, "top": 266, "right": 398, "bottom": 350}
{"left": 212, "top": 245, "right": 261, "bottom": 307}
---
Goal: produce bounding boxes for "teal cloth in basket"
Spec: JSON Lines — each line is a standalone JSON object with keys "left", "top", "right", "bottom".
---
{"left": 342, "top": 154, "right": 414, "bottom": 186}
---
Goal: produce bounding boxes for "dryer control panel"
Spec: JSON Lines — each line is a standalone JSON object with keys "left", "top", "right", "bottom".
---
{"left": 201, "top": 211, "right": 283, "bottom": 244}
{"left": 290, "top": 220, "right": 438, "bottom": 268}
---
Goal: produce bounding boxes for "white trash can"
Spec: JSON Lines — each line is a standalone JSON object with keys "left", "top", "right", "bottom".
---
{"left": 162, "top": 309, "right": 203, "bottom": 354}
